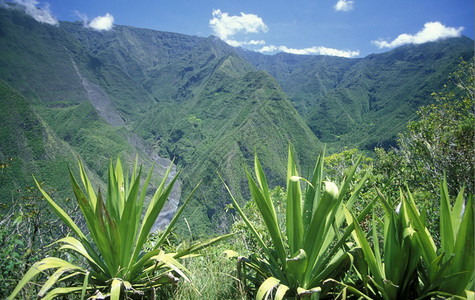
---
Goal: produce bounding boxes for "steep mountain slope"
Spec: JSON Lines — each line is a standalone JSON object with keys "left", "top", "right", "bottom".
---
{"left": 0, "top": 5, "right": 473, "bottom": 234}
{"left": 236, "top": 51, "right": 357, "bottom": 115}
{"left": 135, "top": 39, "right": 321, "bottom": 233}
{"left": 0, "top": 79, "right": 99, "bottom": 202}
{"left": 239, "top": 37, "right": 474, "bottom": 150}
{"left": 62, "top": 22, "right": 204, "bottom": 83}
{"left": 0, "top": 7, "right": 321, "bottom": 233}
{"left": 61, "top": 19, "right": 322, "bottom": 233}
{"left": 0, "top": 7, "right": 179, "bottom": 228}
{"left": 0, "top": 7, "right": 156, "bottom": 122}
{"left": 0, "top": 7, "right": 87, "bottom": 103}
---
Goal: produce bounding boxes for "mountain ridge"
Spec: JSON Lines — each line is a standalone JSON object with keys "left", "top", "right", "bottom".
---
{"left": 237, "top": 36, "right": 474, "bottom": 149}
{"left": 0, "top": 6, "right": 473, "bottom": 233}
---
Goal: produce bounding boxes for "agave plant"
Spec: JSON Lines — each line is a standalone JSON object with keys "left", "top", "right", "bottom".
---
{"left": 350, "top": 177, "right": 474, "bottom": 299}
{"left": 347, "top": 191, "right": 421, "bottom": 300}
{"left": 8, "top": 157, "right": 230, "bottom": 299}
{"left": 224, "top": 146, "right": 373, "bottom": 299}
{"left": 409, "top": 177, "right": 474, "bottom": 298}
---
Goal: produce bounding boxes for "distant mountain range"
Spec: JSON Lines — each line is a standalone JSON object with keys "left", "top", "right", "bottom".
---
{"left": 0, "top": 6, "right": 473, "bottom": 234}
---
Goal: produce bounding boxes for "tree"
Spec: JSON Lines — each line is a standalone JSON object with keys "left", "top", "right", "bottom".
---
{"left": 376, "top": 59, "right": 474, "bottom": 199}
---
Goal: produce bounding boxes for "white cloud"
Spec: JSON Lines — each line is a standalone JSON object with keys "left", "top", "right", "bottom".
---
{"left": 373, "top": 21, "right": 464, "bottom": 48}
{"left": 334, "top": 0, "right": 354, "bottom": 12}
{"left": 226, "top": 39, "right": 266, "bottom": 47}
{"left": 208, "top": 8, "right": 359, "bottom": 58}
{"left": 209, "top": 9, "right": 268, "bottom": 45}
{"left": 259, "top": 44, "right": 360, "bottom": 58}
{"left": 13, "top": 0, "right": 58, "bottom": 25}
{"left": 74, "top": 10, "right": 89, "bottom": 25}
{"left": 87, "top": 13, "right": 114, "bottom": 31}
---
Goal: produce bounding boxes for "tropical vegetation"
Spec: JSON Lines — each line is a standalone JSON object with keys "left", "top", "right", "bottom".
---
{"left": 223, "top": 146, "right": 473, "bottom": 299}
{"left": 1, "top": 5, "right": 473, "bottom": 235}
{"left": 349, "top": 179, "right": 473, "bottom": 299}
{"left": 0, "top": 5, "right": 474, "bottom": 299}
{"left": 222, "top": 146, "right": 372, "bottom": 299}
{"left": 7, "top": 158, "right": 230, "bottom": 299}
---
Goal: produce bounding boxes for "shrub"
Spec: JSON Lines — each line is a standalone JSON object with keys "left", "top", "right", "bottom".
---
{"left": 224, "top": 146, "right": 372, "bottom": 299}
{"left": 350, "top": 177, "right": 474, "bottom": 299}
{"left": 8, "top": 157, "right": 230, "bottom": 299}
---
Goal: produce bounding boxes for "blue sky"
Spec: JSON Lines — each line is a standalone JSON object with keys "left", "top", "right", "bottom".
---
{"left": 5, "top": 0, "right": 474, "bottom": 58}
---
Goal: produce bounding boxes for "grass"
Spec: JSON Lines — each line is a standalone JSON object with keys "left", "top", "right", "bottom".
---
{"left": 161, "top": 242, "right": 248, "bottom": 300}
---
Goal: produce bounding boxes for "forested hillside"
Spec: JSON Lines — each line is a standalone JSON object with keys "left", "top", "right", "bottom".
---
{"left": 239, "top": 36, "right": 474, "bottom": 149}
{"left": 0, "top": 79, "right": 80, "bottom": 197}
{"left": 0, "top": 5, "right": 473, "bottom": 234}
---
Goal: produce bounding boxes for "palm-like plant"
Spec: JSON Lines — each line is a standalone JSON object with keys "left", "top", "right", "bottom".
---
{"left": 224, "top": 146, "right": 373, "bottom": 299}
{"left": 8, "top": 158, "right": 230, "bottom": 299}
{"left": 411, "top": 177, "right": 474, "bottom": 298}
{"left": 348, "top": 191, "right": 421, "bottom": 299}
{"left": 350, "top": 177, "right": 474, "bottom": 299}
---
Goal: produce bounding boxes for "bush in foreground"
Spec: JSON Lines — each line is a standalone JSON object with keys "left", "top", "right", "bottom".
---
{"left": 8, "top": 158, "right": 230, "bottom": 299}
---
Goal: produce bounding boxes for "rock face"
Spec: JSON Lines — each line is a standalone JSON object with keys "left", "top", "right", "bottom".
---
{"left": 71, "top": 58, "right": 125, "bottom": 127}
{"left": 124, "top": 132, "right": 181, "bottom": 231}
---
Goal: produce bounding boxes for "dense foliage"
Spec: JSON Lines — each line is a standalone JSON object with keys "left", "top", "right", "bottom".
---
{"left": 0, "top": 6, "right": 474, "bottom": 299}
{"left": 374, "top": 60, "right": 474, "bottom": 238}
{"left": 8, "top": 158, "right": 230, "bottom": 299}
{"left": 389, "top": 59, "right": 473, "bottom": 198}
{"left": 349, "top": 178, "right": 473, "bottom": 300}
{"left": 224, "top": 147, "right": 372, "bottom": 299}
{"left": 0, "top": 184, "right": 78, "bottom": 299}
{"left": 1, "top": 6, "right": 473, "bottom": 235}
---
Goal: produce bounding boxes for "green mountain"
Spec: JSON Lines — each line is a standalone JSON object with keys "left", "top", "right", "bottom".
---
{"left": 0, "top": 79, "right": 75, "bottom": 195}
{"left": 135, "top": 44, "right": 321, "bottom": 232}
{"left": 0, "top": 7, "right": 320, "bottom": 233}
{"left": 61, "top": 22, "right": 204, "bottom": 83}
{"left": 0, "top": 7, "right": 179, "bottom": 230}
{"left": 0, "top": 5, "right": 472, "bottom": 233}
{"left": 238, "top": 37, "right": 474, "bottom": 150}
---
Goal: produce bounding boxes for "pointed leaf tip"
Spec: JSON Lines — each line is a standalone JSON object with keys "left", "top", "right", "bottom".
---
{"left": 323, "top": 181, "right": 339, "bottom": 199}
